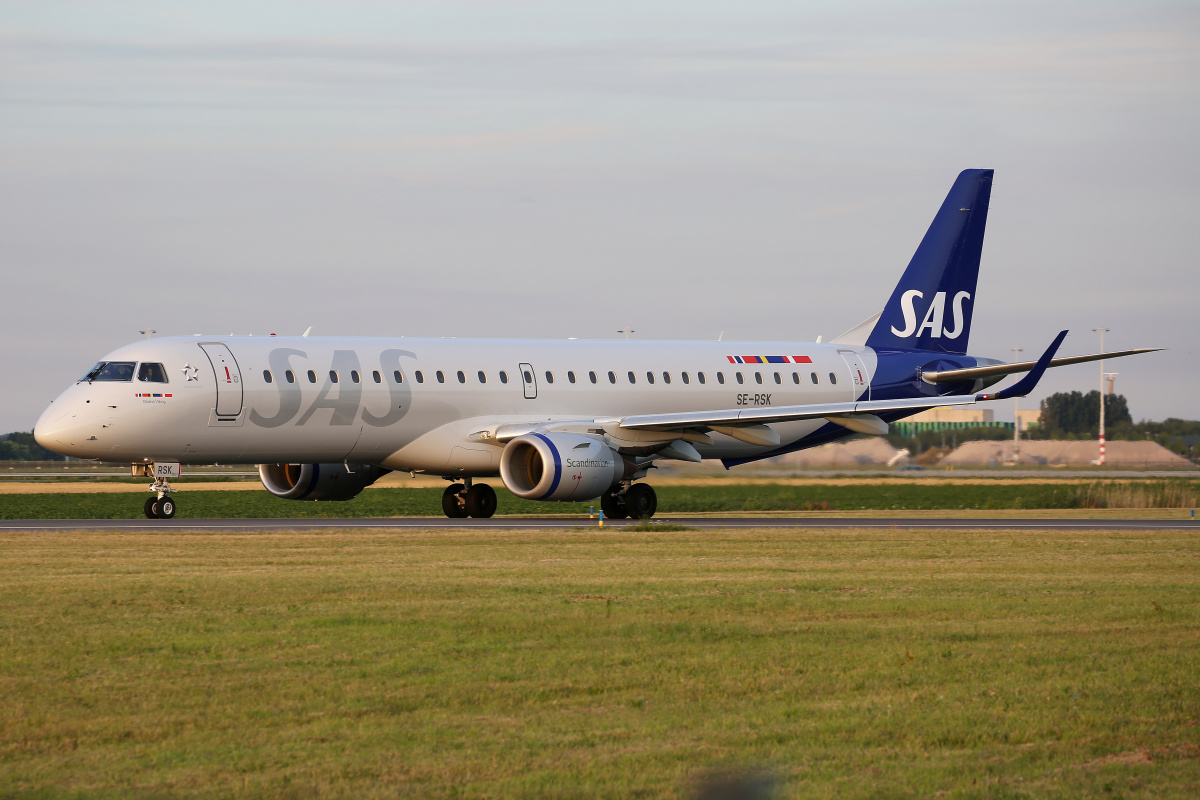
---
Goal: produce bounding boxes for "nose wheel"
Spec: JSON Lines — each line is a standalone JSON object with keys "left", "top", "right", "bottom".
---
{"left": 144, "top": 495, "right": 177, "bottom": 519}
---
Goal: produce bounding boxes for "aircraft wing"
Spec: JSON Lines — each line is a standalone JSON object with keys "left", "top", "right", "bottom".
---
{"left": 614, "top": 394, "right": 978, "bottom": 431}
{"left": 615, "top": 330, "right": 1069, "bottom": 438}
{"left": 921, "top": 347, "right": 1160, "bottom": 384}
{"left": 487, "top": 331, "right": 1069, "bottom": 446}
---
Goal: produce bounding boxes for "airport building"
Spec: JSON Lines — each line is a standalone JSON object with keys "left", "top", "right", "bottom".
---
{"left": 891, "top": 407, "right": 1041, "bottom": 437}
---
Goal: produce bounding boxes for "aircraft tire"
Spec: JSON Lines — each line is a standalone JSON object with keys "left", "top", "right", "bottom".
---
{"left": 144, "top": 497, "right": 159, "bottom": 519}
{"left": 624, "top": 484, "right": 657, "bottom": 519}
{"left": 442, "top": 484, "right": 469, "bottom": 518}
{"left": 600, "top": 489, "right": 628, "bottom": 520}
{"left": 158, "top": 497, "right": 177, "bottom": 519}
{"left": 465, "top": 484, "right": 497, "bottom": 518}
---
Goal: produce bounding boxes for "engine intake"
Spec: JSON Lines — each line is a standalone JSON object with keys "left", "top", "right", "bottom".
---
{"left": 500, "top": 433, "right": 628, "bottom": 502}
{"left": 258, "top": 463, "right": 390, "bottom": 501}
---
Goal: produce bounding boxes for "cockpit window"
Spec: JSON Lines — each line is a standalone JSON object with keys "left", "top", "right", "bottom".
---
{"left": 137, "top": 362, "right": 168, "bottom": 383}
{"left": 82, "top": 361, "right": 136, "bottom": 382}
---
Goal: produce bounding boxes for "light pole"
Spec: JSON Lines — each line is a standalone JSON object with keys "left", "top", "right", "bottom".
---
{"left": 1012, "top": 347, "right": 1023, "bottom": 463}
{"left": 1093, "top": 328, "right": 1109, "bottom": 466}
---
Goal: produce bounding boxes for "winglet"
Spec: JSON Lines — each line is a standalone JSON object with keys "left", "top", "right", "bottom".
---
{"left": 977, "top": 329, "right": 1068, "bottom": 401}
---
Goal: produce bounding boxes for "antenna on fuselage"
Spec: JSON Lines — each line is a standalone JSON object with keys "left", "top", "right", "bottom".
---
{"left": 302, "top": 326, "right": 312, "bottom": 338}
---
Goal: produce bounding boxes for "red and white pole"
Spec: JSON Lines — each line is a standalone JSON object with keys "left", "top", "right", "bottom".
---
{"left": 1094, "top": 327, "right": 1108, "bottom": 467}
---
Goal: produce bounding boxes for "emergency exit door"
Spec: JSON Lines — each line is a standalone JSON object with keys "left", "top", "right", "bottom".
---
{"left": 837, "top": 349, "right": 870, "bottom": 402}
{"left": 519, "top": 363, "right": 537, "bottom": 399}
{"left": 199, "top": 343, "right": 243, "bottom": 417}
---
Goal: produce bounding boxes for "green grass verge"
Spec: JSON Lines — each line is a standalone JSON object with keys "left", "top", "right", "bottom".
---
{"left": 1, "top": 527, "right": 1197, "bottom": 798}
{"left": 2, "top": 480, "right": 1197, "bottom": 518}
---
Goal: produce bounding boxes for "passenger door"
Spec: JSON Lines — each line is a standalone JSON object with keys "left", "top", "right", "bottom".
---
{"left": 199, "top": 343, "right": 244, "bottom": 418}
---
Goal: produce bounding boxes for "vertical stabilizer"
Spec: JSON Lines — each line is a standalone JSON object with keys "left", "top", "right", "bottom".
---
{"left": 865, "top": 169, "right": 993, "bottom": 354}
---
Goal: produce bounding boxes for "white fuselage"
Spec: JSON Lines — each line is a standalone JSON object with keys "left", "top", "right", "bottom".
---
{"left": 35, "top": 335, "right": 876, "bottom": 473}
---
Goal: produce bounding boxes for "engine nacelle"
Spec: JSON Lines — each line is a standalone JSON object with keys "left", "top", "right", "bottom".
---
{"left": 500, "top": 433, "right": 627, "bottom": 502}
{"left": 257, "top": 463, "right": 390, "bottom": 501}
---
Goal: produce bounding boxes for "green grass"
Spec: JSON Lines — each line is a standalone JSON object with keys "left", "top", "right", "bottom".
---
{"left": 2, "top": 480, "right": 1197, "bottom": 518}
{"left": 1, "top": 526, "right": 1197, "bottom": 798}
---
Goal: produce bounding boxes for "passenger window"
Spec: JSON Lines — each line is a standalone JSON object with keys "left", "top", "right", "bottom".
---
{"left": 699, "top": 372, "right": 707, "bottom": 384}
{"left": 351, "top": 370, "right": 361, "bottom": 384}
{"left": 646, "top": 372, "right": 654, "bottom": 384}
{"left": 457, "top": 370, "right": 466, "bottom": 384}
{"left": 500, "top": 371, "right": 509, "bottom": 384}
{"left": 627, "top": 371, "right": 636, "bottom": 384}
{"left": 478, "top": 371, "right": 486, "bottom": 383}
{"left": 523, "top": 370, "right": 533, "bottom": 384}
{"left": 394, "top": 370, "right": 404, "bottom": 383}
{"left": 682, "top": 372, "right": 690, "bottom": 384}
{"left": 307, "top": 370, "right": 317, "bottom": 383}
{"left": 608, "top": 371, "right": 616, "bottom": 384}
{"left": 829, "top": 372, "right": 837, "bottom": 384}
{"left": 736, "top": 372, "right": 744, "bottom": 385}
{"left": 137, "top": 362, "right": 168, "bottom": 382}
{"left": 329, "top": 371, "right": 339, "bottom": 384}
{"left": 754, "top": 372, "right": 763, "bottom": 384}
{"left": 774, "top": 372, "right": 781, "bottom": 384}
{"left": 436, "top": 371, "right": 445, "bottom": 383}
{"left": 415, "top": 371, "right": 424, "bottom": 383}
{"left": 811, "top": 372, "right": 819, "bottom": 384}
{"left": 568, "top": 371, "right": 576, "bottom": 384}
{"left": 91, "top": 362, "right": 136, "bottom": 382}
{"left": 663, "top": 372, "right": 671, "bottom": 384}
{"left": 717, "top": 372, "right": 725, "bottom": 384}
{"left": 373, "top": 371, "right": 382, "bottom": 383}
{"left": 545, "top": 371, "right": 554, "bottom": 384}
{"left": 589, "top": 371, "right": 598, "bottom": 384}
{"left": 792, "top": 372, "right": 800, "bottom": 384}
{"left": 263, "top": 370, "right": 273, "bottom": 383}
{"left": 285, "top": 370, "right": 296, "bottom": 384}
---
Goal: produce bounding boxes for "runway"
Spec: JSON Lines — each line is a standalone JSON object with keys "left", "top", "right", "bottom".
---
{"left": 2, "top": 517, "right": 1195, "bottom": 531}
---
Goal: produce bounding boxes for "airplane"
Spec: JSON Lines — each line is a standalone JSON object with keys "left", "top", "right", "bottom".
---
{"left": 33, "top": 169, "right": 1158, "bottom": 520}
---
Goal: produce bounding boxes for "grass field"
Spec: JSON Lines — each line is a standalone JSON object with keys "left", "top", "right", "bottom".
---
{"left": 1, "top": 480, "right": 1198, "bottom": 519}
{"left": 2, "top": 526, "right": 1197, "bottom": 798}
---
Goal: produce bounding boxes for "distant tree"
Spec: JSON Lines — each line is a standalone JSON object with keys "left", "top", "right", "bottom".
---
{"left": 0, "top": 431, "right": 66, "bottom": 461}
{"left": 887, "top": 425, "right": 1012, "bottom": 455}
{"left": 1039, "top": 391, "right": 1132, "bottom": 437}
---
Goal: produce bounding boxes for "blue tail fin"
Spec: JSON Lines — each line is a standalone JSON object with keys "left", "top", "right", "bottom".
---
{"left": 865, "top": 169, "right": 994, "bottom": 354}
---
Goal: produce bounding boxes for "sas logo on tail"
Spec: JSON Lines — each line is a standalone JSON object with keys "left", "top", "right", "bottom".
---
{"left": 891, "top": 290, "right": 971, "bottom": 339}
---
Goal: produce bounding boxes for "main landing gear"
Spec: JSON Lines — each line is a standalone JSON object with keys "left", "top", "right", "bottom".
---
{"left": 601, "top": 483, "right": 658, "bottom": 520}
{"left": 442, "top": 478, "right": 498, "bottom": 519}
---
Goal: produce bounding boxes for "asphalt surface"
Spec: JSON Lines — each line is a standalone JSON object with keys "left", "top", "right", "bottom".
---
{"left": 2, "top": 517, "right": 1196, "bottom": 531}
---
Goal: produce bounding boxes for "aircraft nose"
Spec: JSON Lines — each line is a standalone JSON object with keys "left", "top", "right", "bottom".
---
{"left": 34, "top": 403, "right": 80, "bottom": 456}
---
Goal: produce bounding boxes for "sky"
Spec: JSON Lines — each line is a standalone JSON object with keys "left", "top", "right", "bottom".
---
{"left": 2, "top": 0, "right": 1197, "bottom": 433}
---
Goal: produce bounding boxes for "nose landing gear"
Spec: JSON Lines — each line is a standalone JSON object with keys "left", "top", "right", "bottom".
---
{"left": 133, "top": 463, "right": 179, "bottom": 519}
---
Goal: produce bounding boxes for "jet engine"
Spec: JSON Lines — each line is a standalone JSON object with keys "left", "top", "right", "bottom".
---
{"left": 500, "top": 433, "right": 630, "bottom": 502}
{"left": 258, "top": 463, "right": 390, "bottom": 501}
